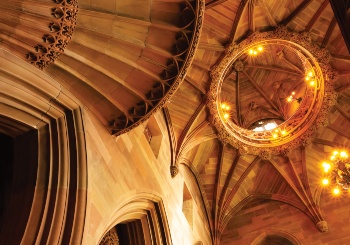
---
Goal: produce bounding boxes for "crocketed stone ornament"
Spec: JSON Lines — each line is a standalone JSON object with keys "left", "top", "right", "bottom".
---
{"left": 207, "top": 26, "right": 337, "bottom": 158}
{"left": 27, "top": 0, "right": 78, "bottom": 69}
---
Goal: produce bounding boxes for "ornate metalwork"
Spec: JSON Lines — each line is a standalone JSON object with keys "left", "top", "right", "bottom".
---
{"left": 323, "top": 151, "right": 350, "bottom": 190}
{"left": 26, "top": 0, "right": 78, "bottom": 69}
{"left": 111, "top": 0, "right": 205, "bottom": 136}
{"left": 207, "top": 27, "right": 337, "bottom": 158}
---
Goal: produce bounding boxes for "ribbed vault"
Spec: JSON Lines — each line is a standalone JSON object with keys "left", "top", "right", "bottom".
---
{"left": 165, "top": 0, "right": 350, "bottom": 244}
{"left": 45, "top": 0, "right": 204, "bottom": 135}
{"left": 0, "top": 0, "right": 204, "bottom": 136}
{"left": 1, "top": 0, "right": 350, "bottom": 244}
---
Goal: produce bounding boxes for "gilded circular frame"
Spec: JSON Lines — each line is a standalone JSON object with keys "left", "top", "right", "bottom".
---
{"left": 207, "top": 27, "right": 337, "bottom": 159}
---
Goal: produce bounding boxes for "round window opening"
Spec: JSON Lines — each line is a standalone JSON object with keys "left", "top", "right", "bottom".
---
{"left": 208, "top": 27, "right": 337, "bottom": 158}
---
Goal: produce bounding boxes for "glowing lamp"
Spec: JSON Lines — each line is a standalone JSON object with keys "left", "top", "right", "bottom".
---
{"left": 322, "top": 179, "right": 329, "bottom": 185}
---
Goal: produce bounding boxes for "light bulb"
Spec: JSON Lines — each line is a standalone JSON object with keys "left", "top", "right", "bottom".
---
{"left": 322, "top": 162, "right": 331, "bottom": 172}
{"left": 281, "top": 130, "right": 286, "bottom": 135}
{"left": 333, "top": 151, "right": 339, "bottom": 156}
{"left": 221, "top": 103, "right": 227, "bottom": 109}
{"left": 273, "top": 134, "right": 278, "bottom": 138}
{"left": 333, "top": 188, "right": 340, "bottom": 195}
{"left": 224, "top": 113, "right": 229, "bottom": 119}
{"left": 308, "top": 71, "right": 313, "bottom": 77}
{"left": 340, "top": 151, "right": 347, "bottom": 157}
{"left": 225, "top": 105, "right": 230, "bottom": 110}
{"left": 253, "top": 50, "right": 257, "bottom": 55}
{"left": 310, "top": 80, "right": 315, "bottom": 86}
{"left": 257, "top": 46, "right": 263, "bottom": 52}
{"left": 287, "top": 97, "right": 292, "bottom": 102}
{"left": 322, "top": 179, "right": 329, "bottom": 185}
{"left": 305, "top": 76, "right": 310, "bottom": 81}
{"left": 249, "top": 49, "right": 254, "bottom": 55}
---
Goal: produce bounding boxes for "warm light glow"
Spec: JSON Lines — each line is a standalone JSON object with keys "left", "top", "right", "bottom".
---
{"left": 281, "top": 130, "right": 286, "bottom": 135}
{"left": 340, "top": 151, "right": 347, "bottom": 158}
{"left": 264, "top": 123, "right": 277, "bottom": 131}
{"left": 305, "top": 76, "right": 310, "bottom": 81}
{"left": 248, "top": 46, "right": 264, "bottom": 56}
{"left": 322, "top": 179, "right": 329, "bottom": 185}
{"left": 287, "top": 97, "right": 292, "bottom": 102}
{"left": 308, "top": 71, "right": 313, "bottom": 77}
{"left": 252, "top": 120, "right": 278, "bottom": 132}
{"left": 322, "top": 162, "right": 331, "bottom": 169}
{"left": 320, "top": 150, "right": 350, "bottom": 192}
{"left": 273, "top": 134, "right": 278, "bottom": 138}
{"left": 225, "top": 105, "right": 230, "bottom": 110}
{"left": 310, "top": 80, "right": 315, "bottom": 86}
{"left": 221, "top": 103, "right": 227, "bottom": 109}
{"left": 322, "top": 162, "right": 331, "bottom": 173}
{"left": 224, "top": 113, "right": 229, "bottom": 119}
{"left": 333, "top": 188, "right": 340, "bottom": 195}
{"left": 292, "top": 91, "right": 295, "bottom": 95}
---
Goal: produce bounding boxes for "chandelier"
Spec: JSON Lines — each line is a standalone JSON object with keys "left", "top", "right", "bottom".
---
{"left": 322, "top": 150, "right": 350, "bottom": 195}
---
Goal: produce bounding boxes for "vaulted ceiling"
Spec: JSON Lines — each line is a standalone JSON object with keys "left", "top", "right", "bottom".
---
{"left": 165, "top": 0, "right": 350, "bottom": 243}
{"left": 1, "top": 0, "right": 350, "bottom": 244}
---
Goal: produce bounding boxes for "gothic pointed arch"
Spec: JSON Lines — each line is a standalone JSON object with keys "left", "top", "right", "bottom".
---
{"left": 98, "top": 192, "right": 172, "bottom": 245}
{"left": 0, "top": 48, "right": 87, "bottom": 244}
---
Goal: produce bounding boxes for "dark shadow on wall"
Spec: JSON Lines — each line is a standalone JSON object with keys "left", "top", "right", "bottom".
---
{"left": 0, "top": 134, "right": 14, "bottom": 225}
{"left": 0, "top": 129, "right": 38, "bottom": 245}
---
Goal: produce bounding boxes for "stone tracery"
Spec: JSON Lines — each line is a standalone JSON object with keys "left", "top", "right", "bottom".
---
{"left": 29, "top": 0, "right": 78, "bottom": 69}
{"left": 0, "top": 0, "right": 78, "bottom": 69}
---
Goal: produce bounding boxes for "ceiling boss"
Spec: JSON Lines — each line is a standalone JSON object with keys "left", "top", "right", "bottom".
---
{"left": 207, "top": 27, "right": 337, "bottom": 159}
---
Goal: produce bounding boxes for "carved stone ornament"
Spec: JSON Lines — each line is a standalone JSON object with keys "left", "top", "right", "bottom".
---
{"left": 111, "top": 0, "right": 205, "bottom": 136}
{"left": 316, "top": 220, "right": 328, "bottom": 233}
{"left": 100, "top": 229, "right": 119, "bottom": 245}
{"left": 207, "top": 26, "right": 337, "bottom": 158}
{"left": 26, "top": 0, "right": 78, "bottom": 69}
{"left": 170, "top": 165, "right": 179, "bottom": 178}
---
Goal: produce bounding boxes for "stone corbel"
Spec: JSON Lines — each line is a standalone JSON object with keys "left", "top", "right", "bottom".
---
{"left": 170, "top": 165, "right": 179, "bottom": 178}
{"left": 316, "top": 220, "right": 328, "bottom": 233}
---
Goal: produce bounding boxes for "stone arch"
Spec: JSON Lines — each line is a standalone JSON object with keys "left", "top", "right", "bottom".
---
{"left": 98, "top": 191, "right": 172, "bottom": 245}
{"left": 0, "top": 48, "right": 87, "bottom": 244}
{"left": 249, "top": 229, "right": 301, "bottom": 245}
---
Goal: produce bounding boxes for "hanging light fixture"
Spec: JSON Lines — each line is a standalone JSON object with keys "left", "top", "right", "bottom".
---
{"left": 286, "top": 91, "right": 302, "bottom": 103}
{"left": 247, "top": 45, "right": 264, "bottom": 56}
{"left": 321, "top": 150, "right": 350, "bottom": 195}
{"left": 220, "top": 102, "right": 231, "bottom": 120}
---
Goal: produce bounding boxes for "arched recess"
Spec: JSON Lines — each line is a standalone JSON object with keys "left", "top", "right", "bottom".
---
{"left": 98, "top": 192, "right": 172, "bottom": 245}
{"left": 0, "top": 48, "right": 87, "bottom": 244}
{"left": 249, "top": 229, "right": 301, "bottom": 245}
